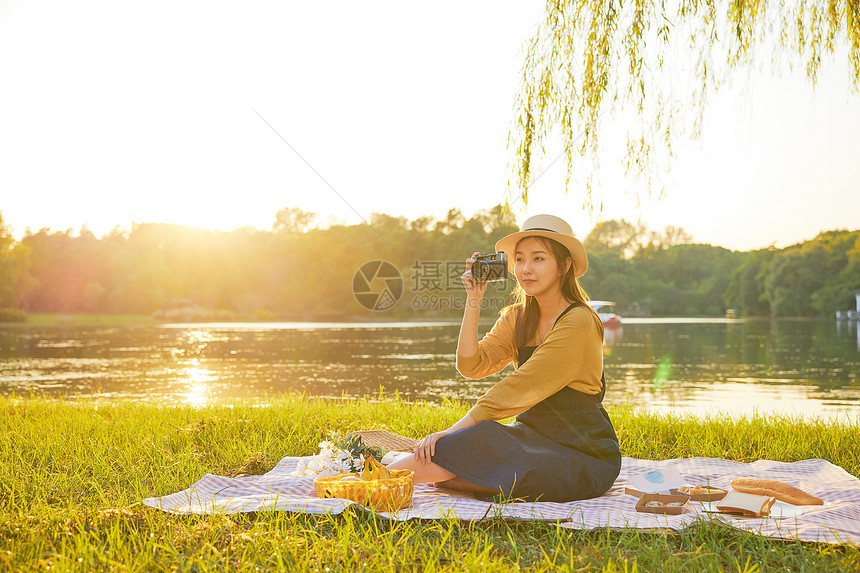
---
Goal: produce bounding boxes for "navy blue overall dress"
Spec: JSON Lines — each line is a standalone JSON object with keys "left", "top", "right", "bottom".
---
{"left": 431, "top": 304, "right": 622, "bottom": 502}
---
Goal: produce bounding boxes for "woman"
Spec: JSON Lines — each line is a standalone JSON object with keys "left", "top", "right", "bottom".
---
{"left": 387, "top": 214, "right": 621, "bottom": 502}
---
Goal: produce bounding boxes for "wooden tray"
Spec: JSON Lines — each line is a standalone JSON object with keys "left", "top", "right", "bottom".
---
{"left": 627, "top": 486, "right": 727, "bottom": 502}
{"left": 676, "top": 486, "right": 728, "bottom": 502}
{"left": 635, "top": 493, "right": 691, "bottom": 515}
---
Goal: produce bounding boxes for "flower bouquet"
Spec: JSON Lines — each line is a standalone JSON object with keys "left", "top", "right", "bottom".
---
{"left": 294, "top": 433, "right": 386, "bottom": 478}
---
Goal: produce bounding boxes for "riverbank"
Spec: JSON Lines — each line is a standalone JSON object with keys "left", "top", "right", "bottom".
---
{"left": 4, "top": 313, "right": 157, "bottom": 326}
{"left": 1, "top": 312, "right": 466, "bottom": 327}
{"left": 2, "top": 395, "right": 858, "bottom": 571}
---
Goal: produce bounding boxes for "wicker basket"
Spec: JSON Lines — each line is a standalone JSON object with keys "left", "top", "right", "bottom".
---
{"left": 313, "top": 455, "right": 414, "bottom": 511}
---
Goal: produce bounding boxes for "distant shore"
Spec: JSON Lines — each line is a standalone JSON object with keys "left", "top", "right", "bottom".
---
{"left": 1, "top": 311, "right": 835, "bottom": 328}
{"left": 0, "top": 312, "right": 468, "bottom": 327}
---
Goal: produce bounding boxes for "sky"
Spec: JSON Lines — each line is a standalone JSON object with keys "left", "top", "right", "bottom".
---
{"left": 1, "top": 1, "right": 858, "bottom": 252}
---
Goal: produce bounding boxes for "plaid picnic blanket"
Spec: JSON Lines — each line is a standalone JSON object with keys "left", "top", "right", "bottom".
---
{"left": 143, "top": 456, "right": 860, "bottom": 546}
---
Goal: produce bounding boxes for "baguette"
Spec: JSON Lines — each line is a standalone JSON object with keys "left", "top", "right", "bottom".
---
{"left": 730, "top": 478, "right": 823, "bottom": 506}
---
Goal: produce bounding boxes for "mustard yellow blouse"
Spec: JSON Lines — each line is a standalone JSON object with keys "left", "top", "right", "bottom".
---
{"left": 456, "top": 305, "right": 604, "bottom": 423}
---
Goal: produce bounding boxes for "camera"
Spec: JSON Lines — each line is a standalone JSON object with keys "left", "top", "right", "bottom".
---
{"left": 472, "top": 251, "right": 508, "bottom": 282}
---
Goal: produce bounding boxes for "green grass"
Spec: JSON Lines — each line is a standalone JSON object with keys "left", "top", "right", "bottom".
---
{"left": 2, "top": 395, "right": 859, "bottom": 571}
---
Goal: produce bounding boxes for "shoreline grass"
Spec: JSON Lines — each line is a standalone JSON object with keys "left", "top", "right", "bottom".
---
{"left": 2, "top": 395, "right": 859, "bottom": 571}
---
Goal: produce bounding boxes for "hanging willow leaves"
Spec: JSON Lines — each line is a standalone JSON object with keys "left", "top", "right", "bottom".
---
{"left": 509, "top": 0, "right": 860, "bottom": 208}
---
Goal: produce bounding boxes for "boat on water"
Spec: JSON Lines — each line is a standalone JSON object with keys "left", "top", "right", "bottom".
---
{"left": 587, "top": 300, "right": 622, "bottom": 326}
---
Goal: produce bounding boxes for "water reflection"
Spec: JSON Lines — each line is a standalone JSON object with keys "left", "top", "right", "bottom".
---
{"left": 0, "top": 319, "right": 857, "bottom": 420}
{"left": 835, "top": 319, "right": 860, "bottom": 352}
{"left": 600, "top": 318, "right": 860, "bottom": 419}
{"left": 179, "top": 362, "right": 215, "bottom": 407}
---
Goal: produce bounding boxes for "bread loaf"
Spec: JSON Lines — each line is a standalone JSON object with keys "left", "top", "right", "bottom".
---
{"left": 730, "top": 478, "right": 823, "bottom": 506}
{"left": 716, "top": 491, "right": 776, "bottom": 517}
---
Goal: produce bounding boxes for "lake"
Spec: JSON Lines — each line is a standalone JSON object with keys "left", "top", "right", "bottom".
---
{"left": 1, "top": 318, "right": 858, "bottom": 421}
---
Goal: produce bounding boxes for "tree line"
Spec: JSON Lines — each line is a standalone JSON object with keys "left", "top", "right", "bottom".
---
{"left": 0, "top": 208, "right": 857, "bottom": 320}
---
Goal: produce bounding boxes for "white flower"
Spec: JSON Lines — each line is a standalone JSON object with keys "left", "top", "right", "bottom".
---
{"left": 334, "top": 450, "right": 352, "bottom": 465}
{"left": 290, "top": 441, "right": 369, "bottom": 478}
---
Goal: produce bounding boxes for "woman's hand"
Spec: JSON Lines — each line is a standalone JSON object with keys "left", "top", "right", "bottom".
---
{"left": 413, "top": 430, "right": 450, "bottom": 465}
{"left": 461, "top": 251, "right": 489, "bottom": 300}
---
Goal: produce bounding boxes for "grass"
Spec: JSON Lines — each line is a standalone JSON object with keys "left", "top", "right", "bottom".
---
{"left": 1, "top": 394, "right": 859, "bottom": 571}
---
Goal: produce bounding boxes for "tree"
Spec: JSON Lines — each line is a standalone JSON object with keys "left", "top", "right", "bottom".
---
{"left": 724, "top": 250, "right": 774, "bottom": 316}
{"left": 634, "top": 243, "right": 743, "bottom": 314}
{"left": 21, "top": 228, "right": 113, "bottom": 312}
{"left": 83, "top": 282, "right": 106, "bottom": 315}
{"left": 509, "top": 0, "right": 860, "bottom": 206}
{"left": 369, "top": 213, "right": 408, "bottom": 236}
{"left": 434, "top": 208, "right": 465, "bottom": 234}
{"left": 810, "top": 233, "right": 860, "bottom": 315}
{"left": 583, "top": 218, "right": 647, "bottom": 259}
{"left": 273, "top": 207, "right": 317, "bottom": 233}
{"left": 657, "top": 226, "right": 694, "bottom": 249}
{"left": 0, "top": 212, "right": 35, "bottom": 308}
{"left": 580, "top": 250, "right": 638, "bottom": 307}
{"left": 763, "top": 246, "right": 826, "bottom": 315}
{"left": 470, "top": 205, "right": 519, "bottom": 234}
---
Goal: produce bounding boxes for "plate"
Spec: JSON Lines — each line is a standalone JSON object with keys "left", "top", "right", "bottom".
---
{"left": 698, "top": 500, "right": 803, "bottom": 519}
{"left": 628, "top": 468, "right": 685, "bottom": 494}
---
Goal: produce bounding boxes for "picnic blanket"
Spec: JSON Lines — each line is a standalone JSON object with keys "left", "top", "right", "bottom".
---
{"left": 143, "top": 453, "right": 860, "bottom": 546}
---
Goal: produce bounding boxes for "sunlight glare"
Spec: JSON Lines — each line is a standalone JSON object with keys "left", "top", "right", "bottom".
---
{"left": 182, "top": 366, "right": 215, "bottom": 407}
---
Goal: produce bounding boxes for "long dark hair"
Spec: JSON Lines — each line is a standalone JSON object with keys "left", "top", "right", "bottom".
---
{"left": 502, "top": 236, "right": 604, "bottom": 346}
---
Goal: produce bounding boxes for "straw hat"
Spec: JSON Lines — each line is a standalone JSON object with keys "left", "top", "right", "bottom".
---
{"left": 494, "top": 214, "right": 588, "bottom": 278}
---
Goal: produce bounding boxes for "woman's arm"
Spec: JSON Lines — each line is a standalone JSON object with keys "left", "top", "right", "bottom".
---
{"left": 413, "top": 412, "right": 477, "bottom": 465}
{"left": 405, "top": 253, "right": 487, "bottom": 467}
{"left": 467, "top": 308, "right": 604, "bottom": 422}
{"left": 454, "top": 252, "right": 517, "bottom": 378}
{"left": 456, "top": 251, "right": 487, "bottom": 359}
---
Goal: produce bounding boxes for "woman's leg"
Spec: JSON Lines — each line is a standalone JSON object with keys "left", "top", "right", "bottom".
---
{"left": 432, "top": 477, "right": 501, "bottom": 496}
{"left": 387, "top": 456, "right": 501, "bottom": 496}
{"left": 386, "top": 455, "right": 455, "bottom": 483}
